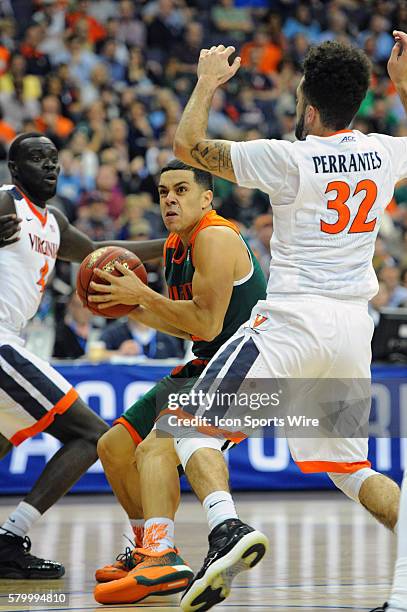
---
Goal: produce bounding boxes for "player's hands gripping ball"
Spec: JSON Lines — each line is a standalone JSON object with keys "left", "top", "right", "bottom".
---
{"left": 77, "top": 246, "right": 147, "bottom": 318}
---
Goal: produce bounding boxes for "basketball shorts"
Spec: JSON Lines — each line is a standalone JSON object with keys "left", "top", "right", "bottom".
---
{"left": 114, "top": 359, "right": 209, "bottom": 444}
{"left": 0, "top": 339, "right": 78, "bottom": 446}
{"left": 156, "top": 296, "right": 374, "bottom": 475}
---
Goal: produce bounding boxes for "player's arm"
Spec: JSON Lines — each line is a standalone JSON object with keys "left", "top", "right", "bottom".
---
{"left": 49, "top": 206, "right": 165, "bottom": 263}
{"left": 388, "top": 31, "right": 407, "bottom": 110}
{"left": 89, "top": 226, "right": 237, "bottom": 342}
{"left": 173, "top": 45, "right": 240, "bottom": 183}
{"left": 0, "top": 191, "right": 22, "bottom": 246}
{"left": 128, "top": 306, "right": 191, "bottom": 340}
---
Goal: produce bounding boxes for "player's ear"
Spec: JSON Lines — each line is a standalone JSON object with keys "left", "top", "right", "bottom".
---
{"left": 202, "top": 189, "right": 213, "bottom": 209}
{"left": 8, "top": 160, "right": 17, "bottom": 178}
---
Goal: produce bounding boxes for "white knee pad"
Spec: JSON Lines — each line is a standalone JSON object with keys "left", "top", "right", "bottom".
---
{"left": 328, "top": 467, "right": 378, "bottom": 503}
{"left": 174, "top": 436, "right": 225, "bottom": 471}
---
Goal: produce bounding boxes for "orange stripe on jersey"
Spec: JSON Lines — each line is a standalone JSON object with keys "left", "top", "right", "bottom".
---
{"left": 189, "top": 210, "right": 240, "bottom": 262}
{"left": 295, "top": 459, "right": 371, "bottom": 474}
{"left": 17, "top": 189, "right": 48, "bottom": 227}
{"left": 163, "top": 233, "right": 179, "bottom": 262}
{"left": 10, "top": 387, "right": 78, "bottom": 446}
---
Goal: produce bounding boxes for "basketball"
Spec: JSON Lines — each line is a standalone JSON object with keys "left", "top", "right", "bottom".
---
{"left": 76, "top": 246, "right": 148, "bottom": 318}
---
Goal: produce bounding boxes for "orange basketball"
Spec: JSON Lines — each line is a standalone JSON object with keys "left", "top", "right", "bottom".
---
{"left": 77, "top": 246, "right": 148, "bottom": 318}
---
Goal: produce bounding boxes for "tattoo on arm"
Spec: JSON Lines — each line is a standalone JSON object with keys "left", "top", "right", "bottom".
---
{"left": 191, "top": 140, "right": 233, "bottom": 173}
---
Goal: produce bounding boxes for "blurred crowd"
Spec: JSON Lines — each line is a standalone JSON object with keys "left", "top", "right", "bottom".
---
{"left": 0, "top": 0, "right": 407, "bottom": 359}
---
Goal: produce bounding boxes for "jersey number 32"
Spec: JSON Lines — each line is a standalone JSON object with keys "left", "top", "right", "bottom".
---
{"left": 321, "top": 179, "right": 377, "bottom": 235}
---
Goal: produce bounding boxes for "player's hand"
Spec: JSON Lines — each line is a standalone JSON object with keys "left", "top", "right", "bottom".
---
{"left": 197, "top": 45, "right": 241, "bottom": 87}
{"left": 89, "top": 262, "right": 147, "bottom": 309}
{"left": 388, "top": 30, "right": 407, "bottom": 86}
{"left": 0, "top": 214, "right": 22, "bottom": 247}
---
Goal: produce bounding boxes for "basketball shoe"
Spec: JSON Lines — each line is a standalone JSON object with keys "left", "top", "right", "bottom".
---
{"left": 95, "top": 546, "right": 144, "bottom": 582}
{"left": 0, "top": 530, "right": 64, "bottom": 579}
{"left": 94, "top": 547, "right": 194, "bottom": 604}
{"left": 180, "top": 518, "right": 269, "bottom": 612}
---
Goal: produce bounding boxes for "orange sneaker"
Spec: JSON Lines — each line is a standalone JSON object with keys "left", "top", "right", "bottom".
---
{"left": 94, "top": 547, "right": 194, "bottom": 604}
{"left": 95, "top": 547, "right": 144, "bottom": 583}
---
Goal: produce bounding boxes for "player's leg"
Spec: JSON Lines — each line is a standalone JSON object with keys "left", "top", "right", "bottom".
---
{"left": 95, "top": 373, "right": 197, "bottom": 586}
{"left": 323, "top": 302, "right": 399, "bottom": 531}
{"left": 94, "top": 373, "right": 198, "bottom": 602}
{"left": 107, "top": 335, "right": 267, "bottom": 606}
{"left": 97, "top": 424, "right": 144, "bottom": 527}
{"left": 0, "top": 342, "right": 108, "bottom": 579}
{"left": 376, "top": 470, "right": 407, "bottom": 612}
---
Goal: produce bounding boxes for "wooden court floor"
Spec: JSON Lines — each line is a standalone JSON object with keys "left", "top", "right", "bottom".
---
{"left": 0, "top": 491, "right": 396, "bottom": 612}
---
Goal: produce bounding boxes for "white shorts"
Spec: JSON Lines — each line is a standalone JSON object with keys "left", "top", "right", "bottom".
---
{"left": 0, "top": 339, "right": 78, "bottom": 446}
{"left": 165, "top": 296, "right": 374, "bottom": 474}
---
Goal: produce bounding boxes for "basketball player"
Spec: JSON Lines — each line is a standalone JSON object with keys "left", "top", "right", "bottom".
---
{"left": 88, "top": 158, "right": 268, "bottom": 604}
{"left": 0, "top": 132, "right": 164, "bottom": 579}
{"left": 119, "top": 41, "right": 404, "bottom": 611}
{"left": 369, "top": 29, "right": 407, "bottom": 612}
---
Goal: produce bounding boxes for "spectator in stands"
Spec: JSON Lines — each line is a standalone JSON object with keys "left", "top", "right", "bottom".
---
{"left": 283, "top": 3, "right": 321, "bottom": 43}
{"left": 91, "top": 164, "right": 125, "bottom": 219}
{"left": 56, "top": 148, "right": 82, "bottom": 204}
{"left": 34, "top": 94, "right": 74, "bottom": 146}
{"left": 66, "top": 0, "right": 106, "bottom": 45}
{"left": 53, "top": 292, "right": 94, "bottom": 359}
{"left": 378, "top": 265, "right": 407, "bottom": 307}
{"left": 249, "top": 214, "right": 273, "bottom": 280}
{"left": 99, "top": 38, "right": 125, "bottom": 83}
{"left": 75, "top": 192, "right": 116, "bottom": 241}
{"left": 369, "top": 281, "right": 391, "bottom": 327}
{"left": 240, "top": 28, "right": 283, "bottom": 75}
{"left": 211, "top": 0, "right": 254, "bottom": 44}
{"left": 118, "top": 0, "right": 146, "bottom": 48}
{"left": 100, "top": 318, "right": 184, "bottom": 359}
{"left": 107, "top": 118, "right": 129, "bottom": 173}
{"left": 20, "top": 23, "right": 51, "bottom": 76}
{"left": 69, "top": 129, "right": 98, "bottom": 190}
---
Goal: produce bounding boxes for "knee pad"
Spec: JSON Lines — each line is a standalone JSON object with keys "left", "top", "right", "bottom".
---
{"left": 175, "top": 436, "right": 225, "bottom": 471}
{"left": 328, "top": 467, "right": 378, "bottom": 503}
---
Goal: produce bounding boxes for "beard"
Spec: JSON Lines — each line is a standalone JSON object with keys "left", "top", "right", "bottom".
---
{"left": 295, "top": 112, "right": 306, "bottom": 141}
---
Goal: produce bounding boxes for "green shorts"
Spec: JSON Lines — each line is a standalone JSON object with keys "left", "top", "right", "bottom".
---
{"left": 114, "top": 359, "right": 208, "bottom": 444}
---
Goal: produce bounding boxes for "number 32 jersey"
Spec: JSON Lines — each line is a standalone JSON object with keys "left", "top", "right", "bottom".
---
{"left": 231, "top": 130, "right": 406, "bottom": 302}
{"left": 0, "top": 185, "right": 60, "bottom": 336}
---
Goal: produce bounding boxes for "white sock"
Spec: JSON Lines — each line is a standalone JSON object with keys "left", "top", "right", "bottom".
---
{"left": 129, "top": 518, "right": 144, "bottom": 548}
{"left": 0, "top": 502, "right": 41, "bottom": 538}
{"left": 143, "top": 517, "right": 174, "bottom": 553}
{"left": 388, "top": 473, "right": 407, "bottom": 612}
{"left": 203, "top": 491, "right": 238, "bottom": 532}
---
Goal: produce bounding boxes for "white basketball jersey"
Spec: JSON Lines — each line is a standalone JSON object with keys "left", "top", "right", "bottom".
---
{"left": 0, "top": 185, "right": 60, "bottom": 335}
{"left": 231, "top": 130, "right": 407, "bottom": 302}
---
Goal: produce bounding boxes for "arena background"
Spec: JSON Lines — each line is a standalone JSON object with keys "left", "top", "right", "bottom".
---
{"left": 1, "top": 0, "right": 407, "bottom": 494}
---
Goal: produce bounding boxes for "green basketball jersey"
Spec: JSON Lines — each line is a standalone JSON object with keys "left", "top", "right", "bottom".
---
{"left": 164, "top": 210, "right": 267, "bottom": 359}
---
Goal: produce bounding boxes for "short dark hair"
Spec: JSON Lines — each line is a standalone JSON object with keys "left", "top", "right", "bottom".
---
{"left": 8, "top": 132, "right": 52, "bottom": 162}
{"left": 160, "top": 159, "right": 214, "bottom": 192}
{"left": 302, "top": 41, "right": 371, "bottom": 130}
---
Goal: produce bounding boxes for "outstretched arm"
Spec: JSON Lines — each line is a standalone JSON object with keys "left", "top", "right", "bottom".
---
{"left": 388, "top": 30, "right": 407, "bottom": 110}
{"left": 50, "top": 207, "right": 165, "bottom": 263}
{"left": 173, "top": 45, "right": 241, "bottom": 183}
